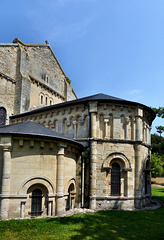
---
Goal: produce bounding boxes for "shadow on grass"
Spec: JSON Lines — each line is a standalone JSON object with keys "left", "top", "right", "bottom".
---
{"left": 152, "top": 187, "right": 164, "bottom": 202}
{"left": 47, "top": 209, "right": 164, "bottom": 240}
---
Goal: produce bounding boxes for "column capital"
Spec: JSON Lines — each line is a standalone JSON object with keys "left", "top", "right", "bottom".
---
{"left": 135, "top": 107, "right": 143, "bottom": 117}
{"left": 57, "top": 143, "right": 67, "bottom": 155}
{"left": 1, "top": 146, "right": 11, "bottom": 152}
{"left": 0, "top": 136, "right": 12, "bottom": 151}
{"left": 89, "top": 101, "right": 98, "bottom": 113}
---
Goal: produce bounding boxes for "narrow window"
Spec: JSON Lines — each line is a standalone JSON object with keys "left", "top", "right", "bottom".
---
{"left": 47, "top": 76, "right": 49, "bottom": 83}
{"left": 145, "top": 160, "right": 150, "bottom": 194}
{"left": 50, "top": 100, "right": 52, "bottom": 105}
{"left": 111, "top": 162, "right": 121, "bottom": 196}
{"left": 45, "top": 97, "right": 48, "bottom": 105}
{"left": 31, "top": 189, "right": 42, "bottom": 217}
{"left": 66, "top": 183, "right": 74, "bottom": 211}
{"left": 0, "top": 107, "right": 6, "bottom": 126}
{"left": 41, "top": 95, "right": 43, "bottom": 104}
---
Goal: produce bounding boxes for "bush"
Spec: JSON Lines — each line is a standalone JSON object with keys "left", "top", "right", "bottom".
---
{"left": 151, "top": 153, "right": 163, "bottom": 178}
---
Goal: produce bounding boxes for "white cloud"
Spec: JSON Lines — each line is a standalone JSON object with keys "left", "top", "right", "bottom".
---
{"left": 128, "top": 89, "right": 142, "bottom": 95}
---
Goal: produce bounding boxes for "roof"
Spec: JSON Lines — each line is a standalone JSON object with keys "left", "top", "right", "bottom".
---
{"left": 10, "top": 93, "right": 156, "bottom": 121}
{"left": 0, "top": 121, "right": 83, "bottom": 148}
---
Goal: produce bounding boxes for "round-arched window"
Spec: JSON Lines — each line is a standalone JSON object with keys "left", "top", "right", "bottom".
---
{"left": 0, "top": 107, "right": 6, "bottom": 126}
{"left": 111, "top": 162, "right": 121, "bottom": 196}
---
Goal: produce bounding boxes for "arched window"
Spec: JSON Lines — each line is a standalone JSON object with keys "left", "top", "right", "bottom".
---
{"left": 0, "top": 107, "right": 6, "bottom": 126}
{"left": 45, "top": 97, "right": 48, "bottom": 105}
{"left": 111, "top": 162, "right": 121, "bottom": 196}
{"left": 66, "top": 183, "right": 75, "bottom": 211}
{"left": 31, "top": 189, "right": 42, "bottom": 216}
{"left": 41, "top": 95, "right": 43, "bottom": 104}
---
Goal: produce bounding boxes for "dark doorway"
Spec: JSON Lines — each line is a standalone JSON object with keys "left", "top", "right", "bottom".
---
{"left": 31, "top": 189, "right": 42, "bottom": 216}
{"left": 0, "top": 108, "right": 6, "bottom": 126}
{"left": 111, "top": 162, "right": 121, "bottom": 196}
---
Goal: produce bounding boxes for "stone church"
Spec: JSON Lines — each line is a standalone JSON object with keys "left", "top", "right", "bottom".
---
{"left": 0, "top": 39, "right": 155, "bottom": 219}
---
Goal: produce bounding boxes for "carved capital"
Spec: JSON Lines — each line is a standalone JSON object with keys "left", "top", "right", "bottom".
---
{"left": 89, "top": 101, "right": 98, "bottom": 113}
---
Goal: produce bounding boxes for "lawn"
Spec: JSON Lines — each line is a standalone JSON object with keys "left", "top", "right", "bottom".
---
{"left": 0, "top": 188, "right": 164, "bottom": 240}
{"left": 152, "top": 186, "right": 164, "bottom": 202}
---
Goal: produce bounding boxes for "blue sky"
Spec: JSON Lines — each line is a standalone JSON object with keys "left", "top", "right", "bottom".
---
{"left": 1, "top": 0, "right": 164, "bottom": 134}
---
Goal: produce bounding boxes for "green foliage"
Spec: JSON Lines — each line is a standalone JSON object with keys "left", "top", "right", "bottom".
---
{"left": 65, "top": 76, "right": 71, "bottom": 84}
{"left": 151, "top": 133, "right": 163, "bottom": 145}
{"left": 151, "top": 134, "right": 164, "bottom": 154}
{"left": 151, "top": 153, "right": 163, "bottom": 178}
{"left": 82, "top": 149, "right": 90, "bottom": 163}
{"left": 1, "top": 207, "right": 164, "bottom": 240}
{"left": 151, "top": 107, "right": 164, "bottom": 118}
{"left": 156, "top": 126, "right": 164, "bottom": 137}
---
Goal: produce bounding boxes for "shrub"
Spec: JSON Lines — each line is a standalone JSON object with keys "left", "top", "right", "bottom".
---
{"left": 151, "top": 153, "right": 163, "bottom": 178}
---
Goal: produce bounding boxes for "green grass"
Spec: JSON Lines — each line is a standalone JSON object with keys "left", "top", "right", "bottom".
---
{"left": 0, "top": 188, "right": 164, "bottom": 240}
{"left": 152, "top": 186, "right": 164, "bottom": 202}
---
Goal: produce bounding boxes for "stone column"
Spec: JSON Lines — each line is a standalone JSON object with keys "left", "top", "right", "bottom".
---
{"left": 134, "top": 143, "right": 142, "bottom": 208}
{"left": 131, "top": 118, "right": 135, "bottom": 140}
{"left": 89, "top": 102, "right": 98, "bottom": 209}
{"left": 56, "top": 143, "right": 66, "bottom": 216}
{"left": 89, "top": 102, "right": 98, "bottom": 139}
{"left": 104, "top": 117, "right": 109, "bottom": 139}
{"left": 125, "top": 117, "right": 130, "bottom": 140}
{"left": 0, "top": 142, "right": 12, "bottom": 220}
{"left": 73, "top": 119, "right": 77, "bottom": 138}
{"left": 89, "top": 141, "right": 97, "bottom": 209}
{"left": 134, "top": 108, "right": 143, "bottom": 208}
{"left": 20, "top": 202, "right": 26, "bottom": 218}
{"left": 135, "top": 107, "right": 143, "bottom": 141}
{"left": 48, "top": 201, "right": 52, "bottom": 216}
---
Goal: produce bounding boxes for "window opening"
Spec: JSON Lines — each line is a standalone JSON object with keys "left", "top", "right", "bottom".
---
{"left": 41, "top": 95, "right": 43, "bottom": 104}
{"left": 111, "top": 162, "right": 121, "bottom": 196}
{"left": 45, "top": 97, "right": 48, "bottom": 105}
{"left": 0, "top": 108, "right": 6, "bottom": 126}
{"left": 66, "top": 184, "right": 74, "bottom": 211}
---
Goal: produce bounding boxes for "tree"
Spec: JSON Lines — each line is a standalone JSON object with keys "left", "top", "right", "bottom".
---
{"left": 151, "top": 153, "right": 163, "bottom": 178}
{"left": 155, "top": 126, "right": 164, "bottom": 137}
{"left": 151, "top": 107, "right": 164, "bottom": 118}
{"left": 151, "top": 107, "right": 164, "bottom": 137}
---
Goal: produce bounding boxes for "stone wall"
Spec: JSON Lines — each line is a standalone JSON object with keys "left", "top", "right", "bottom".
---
{"left": 0, "top": 75, "right": 16, "bottom": 122}
{"left": 0, "top": 45, "right": 18, "bottom": 79}
{"left": 9, "top": 99, "right": 153, "bottom": 211}
{"left": 0, "top": 40, "right": 77, "bottom": 116}
{"left": 11, "top": 102, "right": 152, "bottom": 146}
{"left": 0, "top": 136, "right": 81, "bottom": 219}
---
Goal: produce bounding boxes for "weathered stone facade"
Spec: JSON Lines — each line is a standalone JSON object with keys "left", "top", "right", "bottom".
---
{"left": 0, "top": 122, "right": 82, "bottom": 219}
{"left": 0, "top": 39, "right": 155, "bottom": 220}
{"left": 10, "top": 94, "right": 155, "bottom": 212}
{"left": 0, "top": 39, "right": 76, "bottom": 120}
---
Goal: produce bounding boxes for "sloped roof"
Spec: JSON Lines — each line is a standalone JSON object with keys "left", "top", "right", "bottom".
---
{"left": 10, "top": 93, "right": 156, "bottom": 121}
{"left": 0, "top": 121, "right": 83, "bottom": 148}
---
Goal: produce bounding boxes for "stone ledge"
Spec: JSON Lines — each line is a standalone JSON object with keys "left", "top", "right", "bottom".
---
{"left": 0, "top": 72, "right": 16, "bottom": 83}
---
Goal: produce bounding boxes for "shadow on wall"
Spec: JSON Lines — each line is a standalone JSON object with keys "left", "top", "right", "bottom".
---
{"left": 112, "top": 199, "right": 123, "bottom": 210}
